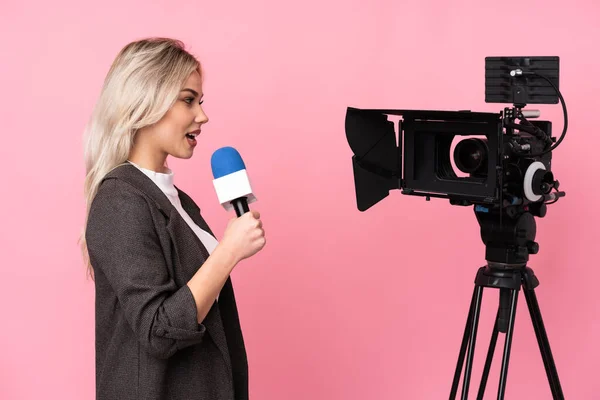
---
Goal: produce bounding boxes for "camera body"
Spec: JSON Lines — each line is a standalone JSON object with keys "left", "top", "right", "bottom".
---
{"left": 345, "top": 57, "right": 564, "bottom": 218}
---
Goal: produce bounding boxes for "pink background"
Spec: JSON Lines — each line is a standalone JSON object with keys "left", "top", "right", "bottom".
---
{"left": 1, "top": 0, "right": 599, "bottom": 398}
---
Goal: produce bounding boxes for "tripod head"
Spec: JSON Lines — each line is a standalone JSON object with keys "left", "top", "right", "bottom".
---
{"left": 475, "top": 205, "right": 537, "bottom": 268}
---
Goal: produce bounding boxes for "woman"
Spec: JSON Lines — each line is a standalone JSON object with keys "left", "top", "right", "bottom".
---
{"left": 80, "top": 37, "right": 266, "bottom": 400}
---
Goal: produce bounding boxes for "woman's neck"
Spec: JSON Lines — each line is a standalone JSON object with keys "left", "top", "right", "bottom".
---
{"left": 128, "top": 146, "right": 168, "bottom": 173}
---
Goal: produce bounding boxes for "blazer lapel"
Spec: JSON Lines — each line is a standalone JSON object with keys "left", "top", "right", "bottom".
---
{"left": 176, "top": 188, "right": 216, "bottom": 238}
{"left": 107, "top": 163, "right": 213, "bottom": 260}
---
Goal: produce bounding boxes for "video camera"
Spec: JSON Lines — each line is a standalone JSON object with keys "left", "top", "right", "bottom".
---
{"left": 346, "top": 56, "right": 566, "bottom": 218}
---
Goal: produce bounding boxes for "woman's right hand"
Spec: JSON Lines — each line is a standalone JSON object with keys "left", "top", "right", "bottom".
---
{"left": 220, "top": 210, "right": 266, "bottom": 264}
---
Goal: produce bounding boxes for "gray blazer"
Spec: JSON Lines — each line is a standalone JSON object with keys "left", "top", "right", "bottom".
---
{"left": 86, "top": 162, "right": 248, "bottom": 400}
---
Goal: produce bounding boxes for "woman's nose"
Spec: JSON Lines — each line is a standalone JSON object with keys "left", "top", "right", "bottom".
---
{"left": 196, "top": 108, "right": 208, "bottom": 124}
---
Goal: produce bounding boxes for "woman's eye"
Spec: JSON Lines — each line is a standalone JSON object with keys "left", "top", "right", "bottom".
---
{"left": 183, "top": 98, "right": 203, "bottom": 106}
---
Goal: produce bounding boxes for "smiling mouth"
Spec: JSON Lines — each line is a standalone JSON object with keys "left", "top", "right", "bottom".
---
{"left": 185, "top": 132, "right": 199, "bottom": 140}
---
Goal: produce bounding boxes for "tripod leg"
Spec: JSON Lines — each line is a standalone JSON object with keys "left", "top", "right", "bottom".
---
{"left": 497, "top": 289, "right": 519, "bottom": 400}
{"left": 461, "top": 285, "right": 484, "bottom": 400}
{"left": 450, "top": 287, "right": 477, "bottom": 399}
{"left": 476, "top": 310, "right": 500, "bottom": 400}
{"left": 523, "top": 287, "right": 565, "bottom": 399}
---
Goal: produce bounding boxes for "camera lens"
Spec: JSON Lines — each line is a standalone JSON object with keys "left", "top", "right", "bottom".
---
{"left": 454, "top": 138, "right": 488, "bottom": 174}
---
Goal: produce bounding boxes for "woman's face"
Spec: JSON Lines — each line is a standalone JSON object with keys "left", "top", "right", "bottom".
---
{"left": 136, "top": 70, "right": 208, "bottom": 164}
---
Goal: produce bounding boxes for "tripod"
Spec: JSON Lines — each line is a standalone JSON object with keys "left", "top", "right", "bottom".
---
{"left": 449, "top": 208, "right": 564, "bottom": 399}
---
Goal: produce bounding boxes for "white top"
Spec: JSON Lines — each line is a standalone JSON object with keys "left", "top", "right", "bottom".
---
{"left": 128, "top": 161, "right": 221, "bottom": 300}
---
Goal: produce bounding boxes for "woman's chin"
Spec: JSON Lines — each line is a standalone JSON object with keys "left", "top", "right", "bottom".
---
{"left": 172, "top": 152, "right": 194, "bottom": 160}
{"left": 170, "top": 146, "right": 196, "bottom": 159}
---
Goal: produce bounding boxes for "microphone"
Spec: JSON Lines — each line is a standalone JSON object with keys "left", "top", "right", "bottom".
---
{"left": 211, "top": 146, "right": 257, "bottom": 217}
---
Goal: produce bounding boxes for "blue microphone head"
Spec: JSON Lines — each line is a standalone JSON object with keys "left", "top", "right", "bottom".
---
{"left": 211, "top": 146, "right": 246, "bottom": 179}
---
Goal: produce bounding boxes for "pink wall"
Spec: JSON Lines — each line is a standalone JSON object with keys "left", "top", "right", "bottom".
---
{"left": 1, "top": 0, "right": 598, "bottom": 398}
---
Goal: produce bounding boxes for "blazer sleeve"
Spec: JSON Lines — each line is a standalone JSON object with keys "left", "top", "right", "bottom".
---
{"left": 86, "top": 179, "right": 206, "bottom": 359}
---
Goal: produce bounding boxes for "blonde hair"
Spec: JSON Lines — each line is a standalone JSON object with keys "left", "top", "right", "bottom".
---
{"left": 80, "top": 37, "right": 201, "bottom": 279}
